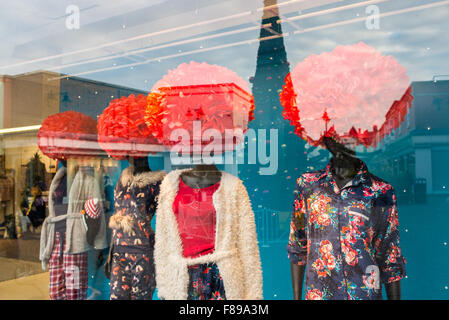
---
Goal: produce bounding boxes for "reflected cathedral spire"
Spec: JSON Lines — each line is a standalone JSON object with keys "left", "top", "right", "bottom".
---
{"left": 243, "top": 0, "right": 307, "bottom": 213}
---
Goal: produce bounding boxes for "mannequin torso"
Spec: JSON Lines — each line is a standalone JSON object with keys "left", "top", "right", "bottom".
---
{"left": 290, "top": 137, "right": 401, "bottom": 300}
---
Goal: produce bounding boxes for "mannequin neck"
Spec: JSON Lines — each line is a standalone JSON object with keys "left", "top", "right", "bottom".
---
{"left": 330, "top": 155, "right": 360, "bottom": 189}
{"left": 181, "top": 164, "right": 221, "bottom": 188}
{"left": 128, "top": 157, "right": 151, "bottom": 175}
{"left": 323, "top": 136, "right": 361, "bottom": 189}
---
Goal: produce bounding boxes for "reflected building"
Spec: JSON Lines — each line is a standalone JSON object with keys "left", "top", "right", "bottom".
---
{"left": 301, "top": 79, "right": 449, "bottom": 204}
{"left": 0, "top": 70, "right": 146, "bottom": 236}
{"left": 366, "top": 79, "right": 449, "bottom": 201}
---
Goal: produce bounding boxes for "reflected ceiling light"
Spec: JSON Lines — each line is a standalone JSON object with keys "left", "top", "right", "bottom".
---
{"left": 47, "top": 33, "right": 288, "bottom": 81}
{"left": 278, "top": 0, "right": 388, "bottom": 24}
{"left": 0, "top": 0, "right": 311, "bottom": 71}
{"left": 47, "top": 24, "right": 270, "bottom": 71}
{"left": 256, "top": 0, "right": 307, "bottom": 12}
{"left": 0, "top": 10, "right": 253, "bottom": 70}
{"left": 293, "top": 0, "right": 449, "bottom": 34}
{"left": 0, "top": 125, "right": 41, "bottom": 134}
{"left": 43, "top": 0, "right": 448, "bottom": 80}
{"left": 48, "top": 0, "right": 448, "bottom": 81}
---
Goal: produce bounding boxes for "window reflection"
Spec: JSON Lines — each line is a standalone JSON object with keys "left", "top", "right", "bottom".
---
{"left": 0, "top": 0, "right": 448, "bottom": 300}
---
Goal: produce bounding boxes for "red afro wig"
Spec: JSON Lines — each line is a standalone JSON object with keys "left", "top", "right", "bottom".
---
{"left": 97, "top": 94, "right": 162, "bottom": 160}
{"left": 37, "top": 111, "right": 98, "bottom": 160}
{"left": 280, "top": 42, "right": 413, "bottom": 149}
{"left": 145, "top": 61, "right": 255, "bottom": 154}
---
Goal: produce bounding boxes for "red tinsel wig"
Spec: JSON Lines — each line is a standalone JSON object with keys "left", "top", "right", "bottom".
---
{"left": 97, "top": 94, "right": 162, "bottom": 160}
{"left": 145, "top": 61, "right": 255, "bottom": 154}
{"left": 37, "top": 111, "right": 98, "bottom": 160}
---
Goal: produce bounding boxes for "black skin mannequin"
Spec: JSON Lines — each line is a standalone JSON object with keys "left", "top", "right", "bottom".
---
{"left": 180, "top": 164, "right": 222, "bottom": 188}
{"left": 128, "top": 156, "right": 152, "bottom": 174}
{"left": 290, "top": 136, "right": 401, "bottom": 300}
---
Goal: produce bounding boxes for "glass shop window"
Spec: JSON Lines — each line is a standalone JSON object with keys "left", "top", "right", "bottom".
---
{"left": 0, "top": 0, "right": 448, "bottom": 301}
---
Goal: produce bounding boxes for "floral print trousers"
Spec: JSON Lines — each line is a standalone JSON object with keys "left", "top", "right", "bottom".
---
{"left": 109, "top": 251, "right": 156, "bottom": 300}
{"left": 187, "top": 263, "right": 226, "bottom": 300}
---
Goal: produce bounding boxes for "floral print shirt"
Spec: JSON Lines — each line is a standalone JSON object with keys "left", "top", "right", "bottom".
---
{"left": 287, "top": 159, "right": 406, "bottom": 300}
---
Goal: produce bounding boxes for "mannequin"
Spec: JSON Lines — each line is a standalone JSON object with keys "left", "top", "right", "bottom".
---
{"left": 77, "top": 162, "right": 105, "bottom": 266}
{"left": 129, "top": 156, "right": 151, "bottom": 174}
{"left": 39, "top": 159, "right": 73, "bottom": 299}
{"left": 106, "top": 155, "right": 165, "bottom": 300}
{"left": 40, "top": 158, "right": 107, "bottom": 300}
{"left": 289, "top": 136, "right": 404, "bottom": 300}
{"left": 179, "top": 163, "right": 225, "bottom": 300}
{"left": 77, "top": 160, "right": 107, "bottom": 268}
{"left": 154, "top": 161, "right": 263, "bottom": 300}
{"left": 180, "top": 164, "right": 222, "bottom": 188}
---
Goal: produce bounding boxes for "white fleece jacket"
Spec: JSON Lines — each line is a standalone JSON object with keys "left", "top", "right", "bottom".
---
{"left": 154, "top": 169, "right": 263, "bottom": 300}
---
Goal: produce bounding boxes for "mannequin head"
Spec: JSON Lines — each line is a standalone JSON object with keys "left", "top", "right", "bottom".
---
{"left": 323, "top": 136, "right": 356, "bottom": 158}
{"left": 128, "top": 156, "right": 151, "bottom": 174}
{"left": 323, "top": 136, "right": 361, "bottom": 182}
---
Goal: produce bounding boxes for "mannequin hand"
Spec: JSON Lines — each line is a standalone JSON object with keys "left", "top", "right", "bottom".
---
{"left": 385, "top": 280, "right": 401, "bottom": 300}
{"left": 291, "top": 262, "right": 305, "bottom": 300}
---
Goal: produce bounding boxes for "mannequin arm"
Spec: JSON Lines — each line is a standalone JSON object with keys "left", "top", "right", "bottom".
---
{"left": 373, "top": 188, "right": 406, "bottom": 300}
{"left": 96, "top": 249, "right": 104, "bottom": 269}
{"left": 290, "top": 262, "right": 305, "bottom": 300}
{"left": 385, "top": 280, "right": 401, "bottom": 300}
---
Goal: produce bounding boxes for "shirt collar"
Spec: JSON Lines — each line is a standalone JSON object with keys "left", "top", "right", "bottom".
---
{"left": 318, "top": 157, "right": 372, "bottom": 189}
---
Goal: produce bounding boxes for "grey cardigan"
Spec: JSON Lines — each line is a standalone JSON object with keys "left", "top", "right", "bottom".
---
{"left": 40, "top": 168, "right": 107, "bottom": 269}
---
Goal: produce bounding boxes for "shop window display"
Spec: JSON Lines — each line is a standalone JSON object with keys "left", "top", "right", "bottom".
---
{"left": 0, "top": 0, "right": 448, "bottom": 302}
{"left": 38, "top": 111, "right": 107, "bottom": 300}
{"left": 98, "top": 93, "right": 166, "bottom": 300}
{"left": 281, "top": 43, "right": 409, "bottom": 299}
{"left": 148, "top": 62, "right": 262, "bottom": 300}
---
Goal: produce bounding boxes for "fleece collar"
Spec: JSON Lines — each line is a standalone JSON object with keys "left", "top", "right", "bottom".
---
{"left": 119, "top": 166, "right": 166, "bottom": 188}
